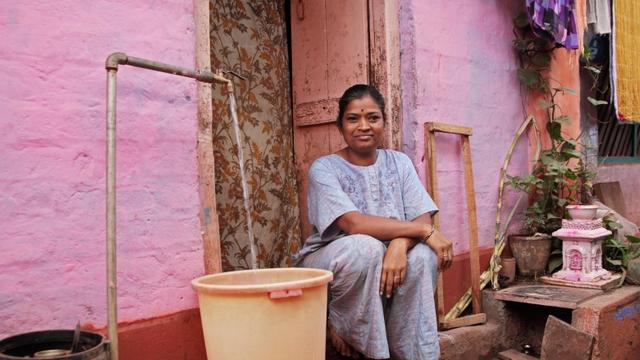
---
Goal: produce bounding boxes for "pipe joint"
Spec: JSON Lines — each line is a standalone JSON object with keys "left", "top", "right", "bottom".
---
{"left": 105, "top": 52, "right": 128, "bottom": 70}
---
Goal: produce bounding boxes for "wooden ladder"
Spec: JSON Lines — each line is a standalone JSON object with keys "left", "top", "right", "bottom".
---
{"left": 424, "top": 122, "right": 486, "bottom": 330}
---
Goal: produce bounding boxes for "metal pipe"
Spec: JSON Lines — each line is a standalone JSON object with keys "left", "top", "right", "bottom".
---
{"left": 104, "top": 52, "right": 234, "bottom": 360}
{"left": 106, "top": 52, "right": 234, "bottom": 92}
{"left": 105, "top": 68, "right": 118, "bottom": 360}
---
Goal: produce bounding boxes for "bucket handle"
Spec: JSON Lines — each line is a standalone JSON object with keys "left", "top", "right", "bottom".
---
{"left": 269, "top": 289, "right": 303, "bottom": 299}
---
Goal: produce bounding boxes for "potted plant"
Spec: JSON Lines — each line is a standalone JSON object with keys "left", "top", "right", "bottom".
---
{"left": 506, "top": 13, "right": 597, "bottom": 277}
{"left": 565, "top": 156, "right": 598, "bottom": 220}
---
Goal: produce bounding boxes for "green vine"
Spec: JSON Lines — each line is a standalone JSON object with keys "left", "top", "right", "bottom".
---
{"left": 508, "top": 12, "right": 596, "bottom": 236}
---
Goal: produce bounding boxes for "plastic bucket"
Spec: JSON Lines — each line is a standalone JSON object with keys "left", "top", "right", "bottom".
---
{"left": 192, "top": 268, "right": 333, "bottom": 360}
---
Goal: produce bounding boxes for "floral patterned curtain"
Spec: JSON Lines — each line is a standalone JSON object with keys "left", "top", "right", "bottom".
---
{"left": 210, "top": 0, "right": 301, "bottom": 270}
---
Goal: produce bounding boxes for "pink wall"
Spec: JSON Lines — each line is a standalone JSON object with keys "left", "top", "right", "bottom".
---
{"left": 0, "top": 1, "right": 204, "bottom": 338}
{"left": 596, "top": 164, "right": 640, "bottom": 225}
{"left": 400, "top": 0, "right": 529, "bottom": 253}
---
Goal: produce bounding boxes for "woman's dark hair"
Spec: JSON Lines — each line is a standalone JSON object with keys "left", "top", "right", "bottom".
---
{"left": 336, "top": 84, "right": 386, "bottom": 128}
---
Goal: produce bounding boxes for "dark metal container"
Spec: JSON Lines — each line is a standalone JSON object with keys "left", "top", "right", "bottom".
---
{"left": 0, "top": 330, "right": 108, "bottom": 360}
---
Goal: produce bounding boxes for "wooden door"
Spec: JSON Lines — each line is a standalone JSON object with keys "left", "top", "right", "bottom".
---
{"left": 290, "top": 0, "right": 400, "bottom": 239}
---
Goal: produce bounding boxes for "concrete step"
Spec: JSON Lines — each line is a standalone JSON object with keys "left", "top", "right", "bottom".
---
{"left": 497, "top": 349, "right": 538, "bottom": 360}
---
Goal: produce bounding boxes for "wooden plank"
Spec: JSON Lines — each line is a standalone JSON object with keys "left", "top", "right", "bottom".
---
{"left": 593, "top": 181, "right": 628, "bottom": 218}
{"left": 294, "top": 98, "right": 338, "bottom": 127}
{"left": 540, "top": 315, "right": 594, "bottom": 360}
{"left": 326, "top": 0, "right": 369, "bottom": 97}
{"left": 424, "top": 124, "right": 440, "bottom": 226}
{"left": 461, "top": 136, "right": 482, "bottom": 314}
{"left": 195, "top": 0, "right": 221, "bottom": 274}
{"left": 440, "top": 313, "right": 486, "bottom": 330}
{"left": 368, "top": 0, "right": 401, "bottom": 149}
{"left": 495, "top": 285, "right": 603, "bottom": 309}
{"left": 291, "top": 0, "right": 328, "bottom": 104}
{"left": 425, "top": 122, "right": 472, "bottom": 136}
{"left": 295, "top": 126, "right": 333, "bottom": 238}
{"left": 424, "top": 123, "right": 445, "bottom": 321}
{"left": 539, "top": 274, "right": 622, "bottom": 291}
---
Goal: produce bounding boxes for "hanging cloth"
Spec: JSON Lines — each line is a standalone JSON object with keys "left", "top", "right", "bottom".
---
{"left": 587, "top": 0, "right": 611, "bottom": 34}
{"left": 526, "top": 0, "right": 580, "bottom": 49}
{"left": 611, "top": 0, "right": 640, "bottom": 122}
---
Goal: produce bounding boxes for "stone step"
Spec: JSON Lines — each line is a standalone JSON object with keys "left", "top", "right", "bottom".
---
{"left": 497, "top": 349, "right": 538, "bottom": 360}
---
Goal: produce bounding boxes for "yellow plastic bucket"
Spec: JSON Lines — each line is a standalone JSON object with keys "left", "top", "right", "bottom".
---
{"left": 192, "top": 268, "right": 333, "bottom": 360}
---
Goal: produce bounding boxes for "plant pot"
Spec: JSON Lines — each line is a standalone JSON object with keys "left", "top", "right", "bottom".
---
{"left": 499, "top": 257, "right": 517, "bottom": 284}
{"left": 509, "top": 234, "right": 552, "bottom": 277}
{"left": 566, "top": 204, "right": 598, "bottom": 220}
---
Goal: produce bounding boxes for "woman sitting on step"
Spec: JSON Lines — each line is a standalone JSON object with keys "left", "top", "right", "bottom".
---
{"left": 292, "top": 84, "right": 453, "bottom": 360}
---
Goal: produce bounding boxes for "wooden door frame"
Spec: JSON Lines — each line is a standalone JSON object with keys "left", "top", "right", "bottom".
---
{"left": 368, "top": 0, "right": 402, "bottom": 150}
{"left": 194, "top": 0, "right": 222, "bottom": 274}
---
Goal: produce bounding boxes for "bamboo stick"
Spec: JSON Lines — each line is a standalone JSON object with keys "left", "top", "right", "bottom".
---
{"left": 461, "top": 136, "right": 481, "bottom": 313}
{"left": 444, "top": 116, "right": 541, "bottom": 321}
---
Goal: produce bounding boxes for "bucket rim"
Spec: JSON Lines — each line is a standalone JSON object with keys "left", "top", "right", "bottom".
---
{"left": 191, "top": 268, "right": 333, "bottom": 294}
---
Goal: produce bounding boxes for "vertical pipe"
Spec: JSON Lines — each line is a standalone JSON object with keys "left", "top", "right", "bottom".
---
{"left": 106, "top": 68, "right": 119, "bottom": 360}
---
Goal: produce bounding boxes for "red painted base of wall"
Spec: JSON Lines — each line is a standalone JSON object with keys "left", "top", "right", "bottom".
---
{"left": 118, "top": 308, "right": 206, "bottom": 360}
{"left": 442, "top": 247, "right": 494, "bottom": 312}
{"left": 84, "top": 309, "right": 207, "bottom": 360}
{"left": 81, "top": 250, "right": 493, "bottom": 359}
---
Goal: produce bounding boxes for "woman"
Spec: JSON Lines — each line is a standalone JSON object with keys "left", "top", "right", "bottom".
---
{"left": 293, "top": 84, "right": 453, "bottom": 359}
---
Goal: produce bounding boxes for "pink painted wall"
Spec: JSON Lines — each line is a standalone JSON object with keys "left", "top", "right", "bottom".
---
{"left": 596, "top": 164, "right": 640, "bottom": 225}
{"left": 0, "top": 1, "right": 204, "bottom": 338}
{"left": 400, "top": 0, "right": 530, "bottom": 253}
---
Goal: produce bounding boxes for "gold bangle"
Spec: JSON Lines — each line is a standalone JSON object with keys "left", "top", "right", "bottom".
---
{"left": 424, "top": 225, "right": 436, "bottom": 242}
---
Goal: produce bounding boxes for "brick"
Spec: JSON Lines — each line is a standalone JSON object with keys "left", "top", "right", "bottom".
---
{"left": 540, "top": 315, "right": 594, "bottom": 360}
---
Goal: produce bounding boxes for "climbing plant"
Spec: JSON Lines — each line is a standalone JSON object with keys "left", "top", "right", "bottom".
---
{"left": 508, "top": 12, "right": 597, "bottom": 237}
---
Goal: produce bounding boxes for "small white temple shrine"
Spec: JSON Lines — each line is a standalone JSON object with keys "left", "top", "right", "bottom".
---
{"left": 551, "top": 218, "right": 612, "bottom": 282}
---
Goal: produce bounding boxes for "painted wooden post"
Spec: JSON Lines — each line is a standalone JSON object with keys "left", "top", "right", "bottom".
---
{"left": 194, "top": 0, "right": 222, "bottom": 274}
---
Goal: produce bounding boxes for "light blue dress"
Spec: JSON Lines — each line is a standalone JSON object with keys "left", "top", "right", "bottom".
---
{"left": 293, "top": 149, "right": 441, "bottom": 359}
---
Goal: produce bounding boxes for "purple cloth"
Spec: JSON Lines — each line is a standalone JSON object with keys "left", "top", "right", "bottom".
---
{"left": 526, "top": 0, "right": 579, "bottom": 49}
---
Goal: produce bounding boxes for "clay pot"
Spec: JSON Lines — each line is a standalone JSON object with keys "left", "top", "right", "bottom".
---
{"left": 509, "top": 234, "right": 551, "bottom": 277}
{"left": 566, "top": 204, "right": 598, "bottom": 220}
{"left": 499, "top": 257, "right": 516, "bottom": 284}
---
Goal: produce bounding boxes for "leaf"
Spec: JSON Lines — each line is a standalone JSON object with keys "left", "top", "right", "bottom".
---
{"left": 584, "top": 65, "right": 601, "bottom": 74}
{"left": 562, "top": 149, "right": 582, "bottom": 159}
{"left": 514, "top": 13, "right": 530, "bottom": 28}
{"left": 606, "top": 258, "right": 623, "bottom": 266}
{"left": 626, "top": 235, "right": 640, "bottom": 244}
{"left": 547, "top": 121, "right": 562, "bottom": 141}
{"left": 553, "top": 86, "right": 577, "bottom": 95}
{"left": 547, "top": 254, "right": 564, "bottom": 273}
{"left": 587, "top": 97, "right": 608, "bottom": 106}
{"left": 606, "top": 220, "right": 623, "bottom": 230}
{"left": 538, "top": 99, "right": 554, "bottom": 109}
{"left": 554, "top": 115, "right": 572, "bottom": 124}
{"left": 517, "top": 68, "right": 541, "bottom": 87}
{"left": 531, "top": 52, "right": 551, "bottom": 67}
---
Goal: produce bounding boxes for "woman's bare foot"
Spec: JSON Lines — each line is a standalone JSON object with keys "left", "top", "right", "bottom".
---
{"left": 328, "top": 322, "right": 361, "bottom": 359}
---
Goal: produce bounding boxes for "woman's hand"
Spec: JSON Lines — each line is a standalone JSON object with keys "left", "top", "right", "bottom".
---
{"left": 379, "top": 238, "right": 412, "bottom": 298}
{"left": 426, "top": 230, "right": 454, "bottom": 270}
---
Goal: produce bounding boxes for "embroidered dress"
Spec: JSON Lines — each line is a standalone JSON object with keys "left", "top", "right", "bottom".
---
{"left": 293, "top": 149, "right": 440, "bottom": 359}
